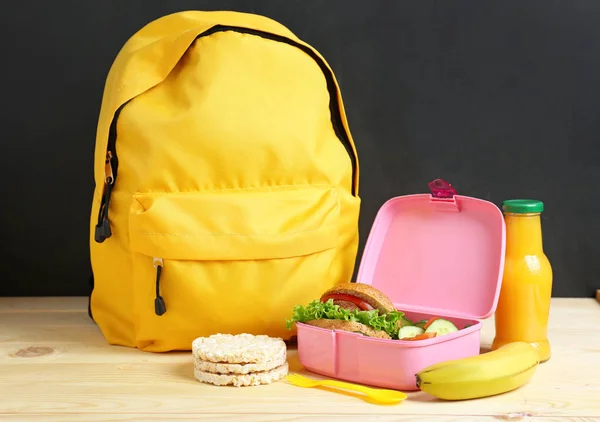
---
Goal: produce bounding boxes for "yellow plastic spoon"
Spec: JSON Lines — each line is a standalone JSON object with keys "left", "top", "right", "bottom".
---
{"left": 285, "top": 373, "right": 407, "bottom": 404}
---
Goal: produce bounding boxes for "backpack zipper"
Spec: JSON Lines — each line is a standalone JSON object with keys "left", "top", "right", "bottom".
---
{"left": 93, "top": 26, "right": 358, "bottom": 245}
{"left": 94, "top": 151, "right": 115, "bottom": 242}
{"left": 94, "top": 103, "right": 126, "bottom": 243}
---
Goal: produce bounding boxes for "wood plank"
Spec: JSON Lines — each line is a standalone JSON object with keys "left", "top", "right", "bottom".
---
{"left": 1, "top": 326, "right": 598, "bottom": 365}
{"left": 0, "top": 324, "right": 107, "bottom": 344}
{"left": 0, "top": 297, "right": 599, "bottom": 419}
{"left": 0, "top": 297, "right": 87, "bottom": 313}
{"left": 1, "top": 415, "right": 597, "bottom": 422}
{"left": 1, "top": 311, "right": 92, "bottom": 327}
{"left": 0, "top": 350, "right": 599, "bottom": 417}
{"left": 0, "top": 342, "right": 192, "bottom": 364}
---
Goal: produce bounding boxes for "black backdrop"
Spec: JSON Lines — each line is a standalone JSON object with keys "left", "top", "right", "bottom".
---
{"left": 1, "top": 1, "right": 598, "bottom": 297}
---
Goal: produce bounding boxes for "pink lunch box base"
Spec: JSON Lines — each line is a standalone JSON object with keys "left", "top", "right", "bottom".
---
{"left": 296, "top": 311, "right": 481, "bottom": 391}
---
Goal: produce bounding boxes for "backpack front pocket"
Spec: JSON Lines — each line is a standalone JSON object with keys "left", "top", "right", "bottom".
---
{"left": 128, "top": 185, "right": 341, "bottom": 352}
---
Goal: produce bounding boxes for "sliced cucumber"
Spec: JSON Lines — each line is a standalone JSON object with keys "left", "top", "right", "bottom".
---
{"left": 399, "top": 316, "right": 414, "bottom": 327}
{"left": 424, "top": 318, "right": 459, "bottom": 335}
{"left": 414, "top": 319, "right": 428, "bottom": 329}
{"left": 398, "top": 325, "right": 424, "bottom": 339}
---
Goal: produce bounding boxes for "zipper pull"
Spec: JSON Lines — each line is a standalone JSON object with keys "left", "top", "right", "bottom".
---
{"left": 104, "top": 151, "right": 114, "bottom": 185}
{"left": 94, "top": 152, "right": 115, "bottom": 243}
{"left": 153, "top": 258, "right": 167, "bottom": 316}
{"left": 94, "top": 216, "right": 111, "bottom": 243}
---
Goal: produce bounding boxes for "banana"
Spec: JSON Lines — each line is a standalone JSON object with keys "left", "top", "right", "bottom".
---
{"left": 415, "top": 342, "right": 540, "bottom": 400}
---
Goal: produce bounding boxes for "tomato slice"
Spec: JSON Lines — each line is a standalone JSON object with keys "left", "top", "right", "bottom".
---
{"left": 321, "top": 293, "right": 374, "bottom": 311}
{"left": 404, "top": 332, "right": 437, "bottom": 341}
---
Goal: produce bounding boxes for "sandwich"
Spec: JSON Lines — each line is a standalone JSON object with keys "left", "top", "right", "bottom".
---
{"left": 285, "top": 282, "right": 407, "bottom": 339}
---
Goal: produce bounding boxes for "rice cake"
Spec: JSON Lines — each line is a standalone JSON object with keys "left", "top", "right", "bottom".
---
{"left": 194, "top": 362, "right": 289, "bottom": 387}
{"left": 194, "top": 348, "right": 287, "bottom": 375}
{"left": 192, "top": 333, "right": 286, "bottom": 364}
{"left": 191, "top": 333, "right": 289, "bottom": 387}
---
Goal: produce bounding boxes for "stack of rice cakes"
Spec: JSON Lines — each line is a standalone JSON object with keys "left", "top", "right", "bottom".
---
{"left": 192, "top": 333, "right": 289, "bottom": 387}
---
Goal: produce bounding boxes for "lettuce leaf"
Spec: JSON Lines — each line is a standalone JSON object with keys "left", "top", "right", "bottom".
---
{"left": 285, "top": 299, "right": 405, "bottom": 339}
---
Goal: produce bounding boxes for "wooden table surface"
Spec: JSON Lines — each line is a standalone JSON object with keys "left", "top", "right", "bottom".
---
{"left": 1, "top": 297, "right": 599, "bottom": 421}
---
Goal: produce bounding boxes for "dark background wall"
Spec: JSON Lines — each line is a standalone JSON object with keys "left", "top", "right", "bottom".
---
{"left": 0, "top": 1, "right": 598, "bottom": 297}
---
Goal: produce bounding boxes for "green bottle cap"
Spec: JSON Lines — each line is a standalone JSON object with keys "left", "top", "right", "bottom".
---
{"left": 502, "top": 199, "right": 544, "bottom": 214}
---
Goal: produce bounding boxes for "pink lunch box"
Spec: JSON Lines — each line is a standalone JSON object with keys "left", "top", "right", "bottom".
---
{"left": 295, "top": 179, "right": 506, "bottom": 391}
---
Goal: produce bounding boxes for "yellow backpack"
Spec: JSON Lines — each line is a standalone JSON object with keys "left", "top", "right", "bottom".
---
{"left": 88, "top": 10, "right": 361, "bottom": 352}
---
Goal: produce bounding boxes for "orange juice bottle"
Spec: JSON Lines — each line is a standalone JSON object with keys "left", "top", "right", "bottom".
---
{"left": 491, "top": 199, "right": 553, "bottom": 362}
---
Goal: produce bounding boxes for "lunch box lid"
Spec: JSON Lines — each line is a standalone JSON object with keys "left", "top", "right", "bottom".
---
{"left": 356, "top": 179, "right": 506, "bottom": 320}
